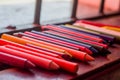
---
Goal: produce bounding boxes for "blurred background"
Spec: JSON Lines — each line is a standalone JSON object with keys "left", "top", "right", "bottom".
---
{"left": 0, "top": 0, "right": 119, "bottom": 27}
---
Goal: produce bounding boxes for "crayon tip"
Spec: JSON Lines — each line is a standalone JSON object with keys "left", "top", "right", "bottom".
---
{"left": 49, "top": 62, "right": 60, "bottom": 70}
{"left": 84, "top": 48, "right": 93, "bottom": 55}
{"left": 25, "top": 60, "right": 36, "bottom": 69}
{"left": 64, "top": 51, "right": 73, "bottom": 57}
{"left": 85, "top": 54, "right": 95, "bottom": 61}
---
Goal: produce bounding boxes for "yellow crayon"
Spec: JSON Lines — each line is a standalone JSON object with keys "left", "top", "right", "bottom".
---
{"left": 102, "top": 26, "right": 120, "bottom": 32}
{"left": 65, "top": 24, "right": 100, "bottom": 34}
{"left": 74, "top": 22, "right": 120, "bottom": 42}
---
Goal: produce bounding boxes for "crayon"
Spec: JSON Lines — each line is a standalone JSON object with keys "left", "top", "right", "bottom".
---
{"left": 42, "top": 25, "right": 103, "bottom": 42}
{"left": 51, "top": 24, "right": 101, "bottom": 40}
{"left": 42, "top": 25, "right": 103, "bottom": 43}
{"left": 0, "top": 46, "right": 59, "bottom": 70}
{"left": 5, "top": 45, "right": 78, "bottom": 73}
{"left": 77, "top": 20, "right": 120, "bottom": 28}
{"left": 26, "top": 44, "right": 72, "bottom": 60}
{"left": 44, "top": 30, "right": 108, "bottom": 48}
{"left": 47, "top": 25, "right": 107, "bottom": 44}
{"left": 31, "top": 30, "right": 99, "bottom": 54}
{"left": 74, "top": 22, "right": 120, "bottom": 42}
{"left": 0, "top": 52, "right": 35, "bottom": 69}
{"left": 44, "top": 31, "right": 111, "bottom": 55}
{"left": 1, "top": 34, "right": 72, "bottom": 57}
{"left": 102, "top": 26, "right": 120, "bottom": 32}
{"left": 61, "top": 24, "right": 114, "bottom": 43}
{"left": 0, "top": 39, "right": 62, "bottom": 59}
{"left": 46, "top": 25, "right": 107, "bottom": 44}
{"left": 5, "top": 44, "right": 62, "bottom": 61}
{"left": 65, "top": 24, "right": 115, "bottom": 44}
{"left": 22, "top": 36, "right": 95, "bottom": 61}
{"left": 24, "top": 31, "right": 93, "bottom": 55}
{"left": 14, "top": 32, "right": 80, "bottom": 51}
{"left": 13, "top": 31, "right": 79, "bottom": 57}
{"left": 65, "top": 24, "right": 100, "bottom": 34}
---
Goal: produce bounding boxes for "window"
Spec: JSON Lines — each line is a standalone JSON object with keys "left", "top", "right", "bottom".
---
{"left": 104, "top": 0, "right": 120, "bottom": 14}
{"left": 76, "top": 0, "right": 120, "bottom": 19}
{"left": 40, "top": 0, "right": 73, "bottom": 24}
{"left": 0, "top": 0, "right": 119, "bottom": 28}
{"left": 77, "top": 0, "right": 101, "bottom": 19}
{"left": 0, "top": 0, "right": 35, "bottom": 28}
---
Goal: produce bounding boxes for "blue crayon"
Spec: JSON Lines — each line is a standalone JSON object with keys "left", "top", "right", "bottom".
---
{"left": 44, "top": 31, "right": 110, "bottom": 55}
{"left": 51, "top": 24, "right": 99, "bottom": 38}
{"left": 44, "top": 31, "right": 104, "bottom": 48}
{"left": 31, "top": 30, "right": 99, "bottom": 55}
{"left": 59, "top": 25, "right": 114, "bottom": 44}
{"left": 47, "top": 25, "right": 110, "bottom": 44}
{"left": 14, "top": 32, "right": 80, "bottom": 51}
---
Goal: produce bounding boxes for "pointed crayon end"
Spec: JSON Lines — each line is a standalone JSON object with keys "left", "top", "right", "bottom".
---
{"left": 85, "top": 48, "right": 93, "bottom": 55}
{"left": 85, "top": 54, "right": 95, "bottom": 61}
{"left": 64, "top": 51, "right": 72, "bottom": 57}
{"left": 49, "top": 62, "right": 60, "bottom": 70}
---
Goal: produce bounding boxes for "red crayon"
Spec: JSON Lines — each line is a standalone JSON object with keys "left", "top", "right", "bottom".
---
{"left": 0, "top": 52, "right": 35, "bottom": 69}
{"left": 0, "top": 39, "right": 62, "bottom": 59}
{"left": 26, "top": 43, "right": 72, "bottom": 60}
{"left": 73, "top": 22, "right": 120, "bottom": 42}
{"left": 14, "top": 32, "right": 80, "bottom": 51}
{"left": 22, "top": 36, "right": 95, "bottom": 61}
{"left": 1, "top": 34, "right": 72, "bottom": 57}
{"left": 5, "top": 45, "right": 78, "bottom": 73}
{"left": 42, "top": 25, "right": 103, "bottom": 42}
{"left": 24, "top": 31, "right": 93, "bottom": 55}
{"left": 0, "top": 46, "right": 59, "bottom": 70}
{"left": 44, "top": 30, "right": 108, "bottom": 48}
{"left": 76, "top": 20, "right": 120, "bottom": 28}
{"left": 1, "top": 34, "right": 94, "bottom": 61}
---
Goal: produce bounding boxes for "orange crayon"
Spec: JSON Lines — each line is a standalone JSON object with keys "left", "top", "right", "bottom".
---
{"left": 22, "top": 36, "right": 94, "bottom": 61}
{"left": 1, "top": 34, "right": 71, "bottom": 57}
{"left": 26, "top": 43, "right": 72, "bottom": 60}
{"left": 0, "top": 39, "right": 62, "bottom": 59}
{"left": 1, "top": 34, "right": 94, "bottom": 61}
{"left": 24, "top": 31, "right": 93, "bottom": 55}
